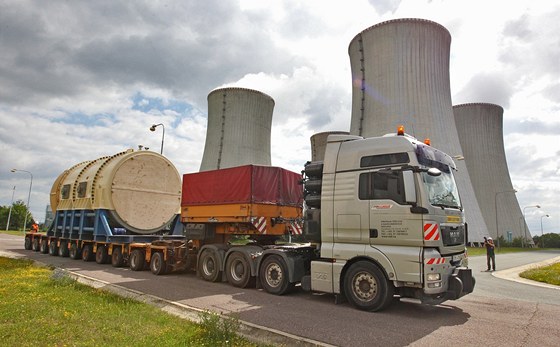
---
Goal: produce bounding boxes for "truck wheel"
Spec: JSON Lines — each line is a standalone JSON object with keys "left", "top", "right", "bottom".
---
{"left": 32, "top": 238, "right": 40, "bottom": 252}
{"left": 24, "top": 236, "right": 32, "bottom": 250}
{"left": 150, "top": 252, "right": 167, "bottom": 275}
{"left": 226, "top": 252, "right": 253, "bottom": 288}
{"left": 111, "top": 247, "right": 124, "bottom": 267}
{"left": 82, "top": 244, "right": 94, "bottom": 262}
{"left": 58, "top": 240, "right": 69, "bottom": 257}
{"left": 259, "top": 255, "right": 293, "bottom": 295}
{"left": 344, "top": 261, "right": 394, "bottom": 312}
{"left": 130, "top": 249, "right": 146, "bottom": 271}
{"left": 69, "top": 243, "right": 82, "bottom": 260}
{"left": 49, "top": 240, "right": 59, "bottom": 256}
{"left": 95, "top": 245, "right": 109, "bottom": 264}
{"left": 198, "top": 250, "right": 221, "bottom": 282}
{"left": 40, "top": 239, "right": 49, "bottom": 254}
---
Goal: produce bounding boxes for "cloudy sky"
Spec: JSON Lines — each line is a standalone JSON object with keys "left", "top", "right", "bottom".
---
{"left": 1, "top": 0, "right": 558, "bottom": 236}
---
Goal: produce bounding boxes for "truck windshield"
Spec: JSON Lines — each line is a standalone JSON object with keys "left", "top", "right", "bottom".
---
{"left": 421, "top": 170, "right": 461, "bottom": 209}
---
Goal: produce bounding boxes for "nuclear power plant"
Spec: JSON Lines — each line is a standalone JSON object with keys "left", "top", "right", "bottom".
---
{"left": 348, "top": 18, "right": 489, "bottom": 244}
{"left": 199, "top": 87, "right": 274, "bottom": 171}
{"left": 310, "top": 131, "right": 349, "bottom": 161}
{"left": 453, "top": 103, "right": 528, "bottom": 244}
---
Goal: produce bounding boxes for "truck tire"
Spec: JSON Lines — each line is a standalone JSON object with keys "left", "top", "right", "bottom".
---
{"left": 32, "top": 238, "right": 40, "bottom": 252}
{"left": 129, "top": 249, "right": 146, "bottom": 271}
{"left": 24, "top": 236, "right": 32, "bottom": 250}
{"left": 58, "top": 240, "right": 69, "bottom": 257}
{"left": 150, "top": 252, "right": 167, "bottom": 275}
{"left": 344, "top": 261, "right": 394, "bottom": 312}
{"left": 95, "top": 245, "right": 109, "bottom": 264}
{"left": 259, "top": 255, "right": 293, "bottom": 295}
{"left": 40, "top": 239, "right": 49, "bottom": 254}
{"left": 82, "top": 244, "right": 94, "bottom": 262}
{"left": 225, "top": 252, "right": 253, "bottom": 288}
{"left": 69, "top": 243, "right": 82, "bottom": 260}
{"left": 198, "top": 249, "right": 221, "bottom": 282}
{"left": 48, "top": 240, "right": 59, "bottom": 256}
{"left": 111, "top": 247, "right": 124, "bottom": 267}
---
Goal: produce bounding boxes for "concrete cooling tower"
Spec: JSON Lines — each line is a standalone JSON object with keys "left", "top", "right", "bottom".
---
{"left": 454, "top": 103, "right": 528, "bottom": 244}
{"left": 348, "top": 18, "right": 487, "bottom": 244}
{"left": 310, "top": 131, "right": 349, "bottom": 161}
{"left": 199, "top": 87, "right": 274, "bottom": 171}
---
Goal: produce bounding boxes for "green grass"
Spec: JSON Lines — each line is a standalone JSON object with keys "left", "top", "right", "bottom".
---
{"left": 0, "top": 257, "right": 256, "bottom": 346}
{"left": 467, "top": 247, "right": 550, "bottom": 257}
{"left": 519, "top": 262, "right": 560, "bottom": 286}
{"left": 1, "top": 230, "right": 27, "bottom": 236}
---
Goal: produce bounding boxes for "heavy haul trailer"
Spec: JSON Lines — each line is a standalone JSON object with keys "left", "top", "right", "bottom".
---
{"left": 24, "top": 149, "right": 188, "bottom": 274}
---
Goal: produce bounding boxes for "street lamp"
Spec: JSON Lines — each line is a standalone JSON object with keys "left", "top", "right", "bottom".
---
{"left": 149, "top": 123, "right": 165, "bottom": 155}
{"left": 11, "top": 169, "right": 33, "bottom": 232}
{"left": 540, "top": 214, "right": 550, "bottom": 248}
{"left": 494, "top": 190, "right": 517, "bottom": 248}
{"left": 522, "top": 205, "right": 540, "bottom": 248}
{"left": 5, "top": 186, "right": 15, "bottom": 231}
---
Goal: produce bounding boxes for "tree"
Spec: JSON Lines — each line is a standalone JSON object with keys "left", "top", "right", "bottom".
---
{"left": 534, "top": 233, "right": 560, "bottom": 248}
{"left": 0, "top": 200, "right": 35, "bottom": 231}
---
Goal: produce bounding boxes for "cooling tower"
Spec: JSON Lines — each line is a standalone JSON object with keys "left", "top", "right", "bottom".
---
{"left": 310, "top": 131, "right": 349, "bottom": 161}
{"left": 199, "top": 87, "right": 274, "bottom": 171}
{"left": 348, "top": 18, "right": 487, "bottom": 244}
{"left": 453, "top": 103, "right": 528, "bottom": 243}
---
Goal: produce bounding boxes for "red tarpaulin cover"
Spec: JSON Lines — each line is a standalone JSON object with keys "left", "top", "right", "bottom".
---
{"left": 182, "top": 165, "right": 303, "bottom": 207}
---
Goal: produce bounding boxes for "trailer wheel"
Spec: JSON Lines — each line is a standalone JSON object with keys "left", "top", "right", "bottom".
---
{"left": 150, "top": 252, "right": 167, "bottom": 275}
{"left": 69, "top": 243, "right": 82, "bottom": 260}
{"left": 111, "top": 247, "right": 124, "bottom": 267}
{"left": 344, "top": 261, "right": 394, "bottom": 312}
{"left": 198, "top": 250, "right": 221, "bottom": 282}
{"left": 130, "top": 249, "right": 146, "bottom": 271}
{"left": 58, "top": 240, "right": 69, "bottom": 257}
{"left": 40, "top": 239, "right": 49, "bottom": 254}
{"left": 32, "top": 238, "right": 40, "bottom": 252}
{"left": 95, "top": 245, "right": 109, "bottom": 264}
{"left": 24, "top": 236, "right": 32, "bottom": 250}
{"left": 260, "top": 255, "right": 293, "bottom": 295}
{"left": 82, "top": 244, "right": 94, "bottom": 262}
{"left": 48, "top": 240, "right": 59, "bottom": 256}
{"left": 226, "top": 252, "right": 253, "bottom": 288}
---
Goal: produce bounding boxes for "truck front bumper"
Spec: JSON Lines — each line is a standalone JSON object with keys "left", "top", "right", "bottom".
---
{"left": 420, "top": 267, "right": 475, "bottom": 305}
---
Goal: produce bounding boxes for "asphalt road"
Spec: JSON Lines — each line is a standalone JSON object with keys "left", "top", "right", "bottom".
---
{"left": 2, "top": 233, "right": 559, "bottom": 347}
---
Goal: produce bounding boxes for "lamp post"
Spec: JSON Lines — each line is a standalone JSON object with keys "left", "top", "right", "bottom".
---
{"left": 494, "top": 190, "right": 517, "bottom": 248}
{"left": 5, "top": 186, "right": 15, "bottom": 231}
{"left": 540, "top": 214, "right": 550, "bottom": 248}
{"left": 149, "top": 123, "right": 165, "bottom": 155}
{"left": 522, "top": 205, "right": 540, "bottom": 248}
{"left": 11, "top": 169, "right": 33, "bottom": 232}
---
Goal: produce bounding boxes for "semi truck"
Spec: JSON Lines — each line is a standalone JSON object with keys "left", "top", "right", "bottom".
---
{"left": 24, "top": 128, "right": 474, "bottom": 311}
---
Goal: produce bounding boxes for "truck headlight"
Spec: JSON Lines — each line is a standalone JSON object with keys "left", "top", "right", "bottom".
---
{"left": 427, "top": 273, "right": 441, "bottom": 281}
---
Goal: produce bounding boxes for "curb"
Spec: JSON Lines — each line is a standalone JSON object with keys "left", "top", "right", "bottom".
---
{"left": 0, "top": 249, "right": 333, "bottom": 347}
{"left": 492, "top": 256, "right": 560, "bottom": 290}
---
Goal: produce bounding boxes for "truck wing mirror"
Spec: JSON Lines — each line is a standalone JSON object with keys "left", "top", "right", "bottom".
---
{"left": 402, "top": 170, "right": 416, "bottom": 204}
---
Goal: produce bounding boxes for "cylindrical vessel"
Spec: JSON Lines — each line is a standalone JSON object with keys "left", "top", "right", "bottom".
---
{"left": 50, "top": 150, "right": 182, "bottom": 234}
{"left": 453, "top": 103, "right": 528, "bottom": 242}
{"left": 348, "top": 18, "right": 488, "bottom": 243}
{"left": 199, "top": 87, "right": 274, "bottom": 171}
{"left": 310, "top": 131, "right": 349, "bottom": 162}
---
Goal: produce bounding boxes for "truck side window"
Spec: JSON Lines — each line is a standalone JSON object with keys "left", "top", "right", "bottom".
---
{"left": 359, "top": 171, "right": 405, "bottom": 204}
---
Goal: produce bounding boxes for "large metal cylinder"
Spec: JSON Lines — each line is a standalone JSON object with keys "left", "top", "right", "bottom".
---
{"left": 310, "top": 131, "right": 349, "bottom": 162}
{"left": 50, "top": 149, "right": 182, "bottom": 234}
{"left": 453, "top": 103, "right": 528, "bottom": 242}
{"left": 348, "top": 18, "right": 488, "bottom": 243}
{"left": 199, "top": 87, "right": 274, "bottom": 171}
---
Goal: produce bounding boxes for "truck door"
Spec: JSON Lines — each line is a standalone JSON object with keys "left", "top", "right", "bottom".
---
{"left": 360, "top": 170, "right": 423, "bottom": 283}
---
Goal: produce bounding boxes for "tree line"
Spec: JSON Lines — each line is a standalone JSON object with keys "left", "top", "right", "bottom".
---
{"left": 0, "top": 200, "right": 37, "bottom": 231}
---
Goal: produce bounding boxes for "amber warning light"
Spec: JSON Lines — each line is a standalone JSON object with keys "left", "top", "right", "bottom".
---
{"left": 424, "top": 138, "right": 431, "bottom": 146}
{"left": 397, "top": 125, "right": 405, "bottom": 136}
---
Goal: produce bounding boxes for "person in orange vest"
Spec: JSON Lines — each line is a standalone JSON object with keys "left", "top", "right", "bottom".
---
{"left": 31, "top": 222, "right": 39, "bottom": 233}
